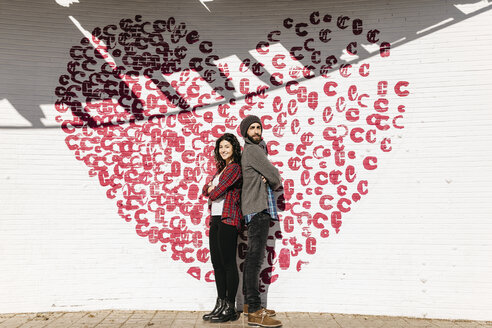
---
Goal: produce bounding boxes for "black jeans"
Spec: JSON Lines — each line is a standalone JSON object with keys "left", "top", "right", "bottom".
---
{"left": 243, "top": 211, "right": 271, "bottom": 313}
{"left": 209, "top": 215, "right": 239, "bottom": 303}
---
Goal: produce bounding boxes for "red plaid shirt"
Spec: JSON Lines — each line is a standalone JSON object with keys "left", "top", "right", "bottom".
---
{"left": 202, "top": 163, "right": 243, "bottom": 230}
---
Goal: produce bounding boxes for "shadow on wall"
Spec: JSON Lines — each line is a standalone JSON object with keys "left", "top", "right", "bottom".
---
{"left": 0, "top": 0, "right": 490, "bottom": 128}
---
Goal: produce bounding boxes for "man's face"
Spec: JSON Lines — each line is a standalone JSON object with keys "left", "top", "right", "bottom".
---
{"left": 247, "top": 122, "right": 262, "bottom": 144}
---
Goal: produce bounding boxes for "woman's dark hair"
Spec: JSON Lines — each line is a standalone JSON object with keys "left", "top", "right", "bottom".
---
{"left": 214, "top": 133, "right": 242, "bottom": 173}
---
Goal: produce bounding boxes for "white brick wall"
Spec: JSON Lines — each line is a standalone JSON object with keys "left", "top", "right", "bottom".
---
{"left": 1, "top": 0, "right": 491, "bottom": 321}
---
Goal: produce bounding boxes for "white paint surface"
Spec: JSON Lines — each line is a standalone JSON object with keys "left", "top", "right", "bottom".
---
{"left": 55, "top": 0, "right": 79, "bottom": 8}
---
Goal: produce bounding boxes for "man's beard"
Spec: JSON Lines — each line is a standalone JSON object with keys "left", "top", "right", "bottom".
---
{"left": 247, "top": 134, "right": 262, "bottom": 144}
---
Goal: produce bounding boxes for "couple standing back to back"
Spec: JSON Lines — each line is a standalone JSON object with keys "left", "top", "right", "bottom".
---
{"left": 201, "top": 115, "right": 283, "bottom": 328}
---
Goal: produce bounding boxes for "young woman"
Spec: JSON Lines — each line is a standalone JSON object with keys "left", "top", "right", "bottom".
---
{"left": 201, "top": 133, "right": 243, "bottom": 323}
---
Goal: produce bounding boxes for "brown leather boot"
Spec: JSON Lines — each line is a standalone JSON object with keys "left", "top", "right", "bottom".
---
{"left": 247, "top": 308, "right": 282, "bottom": 327}
{"left": 243, "top": 304, "right": 276, "bottom": 317}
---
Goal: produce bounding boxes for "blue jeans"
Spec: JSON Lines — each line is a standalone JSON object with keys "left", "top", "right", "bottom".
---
{"left": 243, "top": 211, "right": 271, "bottom": 313}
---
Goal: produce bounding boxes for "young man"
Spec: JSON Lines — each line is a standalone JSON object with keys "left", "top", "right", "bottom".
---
{"left": 240, "top": 115, "right": 283, "bottom": 328}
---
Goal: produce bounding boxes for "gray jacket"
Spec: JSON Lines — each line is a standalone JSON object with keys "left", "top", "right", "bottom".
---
{"left": 241, "top": 137, "right": 282, "bottom": 216}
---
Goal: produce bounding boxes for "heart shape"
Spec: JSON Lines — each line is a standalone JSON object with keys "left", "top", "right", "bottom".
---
{"left": 54, "top": 14, "right": 409, "bottom": 284}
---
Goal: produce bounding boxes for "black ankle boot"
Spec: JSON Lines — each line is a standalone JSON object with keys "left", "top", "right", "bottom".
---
{"left": 202, "top": 298, "right": 225, "bottom": 321}
{"left": 210, "top": 300, "right": 239, "bottom": 323}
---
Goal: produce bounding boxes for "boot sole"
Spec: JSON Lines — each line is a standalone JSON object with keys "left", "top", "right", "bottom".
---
{"left": 210, "top": 313, "right": 240, "bottom": 323}
{"left": 203, "top": 313, "right": 220, "bottom": 321}
{"left": 247, "top": 322, "right": 282, "bottom": 328}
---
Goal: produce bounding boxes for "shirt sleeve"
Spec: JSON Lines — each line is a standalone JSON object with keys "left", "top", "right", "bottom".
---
{"left": 209, "top": 163, "right": 241, "bottom": 201}
{"left": 202, "top": 174, "right": 215, "bottom": 197}
{"left": 248, "top": 147, "right": 282, "bottom": 191}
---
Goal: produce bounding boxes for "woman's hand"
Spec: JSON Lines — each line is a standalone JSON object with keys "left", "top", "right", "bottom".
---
{"left": 261, "top": 175, "right": 267, "bottom": 183}
{"left": 207, "top": 182, "right": 214, "bottom": 194}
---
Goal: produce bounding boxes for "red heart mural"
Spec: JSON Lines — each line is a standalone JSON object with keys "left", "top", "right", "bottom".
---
{"left": 54, "top": 13, "right": 409, "bottom": 284}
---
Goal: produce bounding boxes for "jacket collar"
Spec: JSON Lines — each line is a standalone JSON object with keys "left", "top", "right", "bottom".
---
{"left": 244, "top": 137, "right": 268, "bottom": 155}
{"left": 244, "top": 137, "right": 263, "bottom": 145}
{"left": 244, "top": 137, "right": 254, "bottom": 145}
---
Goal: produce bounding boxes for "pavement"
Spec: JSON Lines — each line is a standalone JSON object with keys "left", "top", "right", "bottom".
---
{"left": 0, "top": 310, "right": 490, "bottom": 328}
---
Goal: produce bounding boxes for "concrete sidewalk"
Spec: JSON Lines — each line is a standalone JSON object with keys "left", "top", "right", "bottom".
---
{"left": 0, "top": 310, "right": 490, "bottom": 328}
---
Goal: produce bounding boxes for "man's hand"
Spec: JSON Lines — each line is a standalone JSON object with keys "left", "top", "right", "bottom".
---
{"left": 261, "top": 175, "right": 267, "bottom": 183}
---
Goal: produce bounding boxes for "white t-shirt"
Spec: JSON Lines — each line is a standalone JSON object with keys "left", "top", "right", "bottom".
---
{"left": 211, "top": 173, "right": 225, "bottom": 216}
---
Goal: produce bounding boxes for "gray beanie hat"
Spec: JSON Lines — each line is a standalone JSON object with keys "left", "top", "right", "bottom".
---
{"left": 240, "top": 115, "right": 262, "bottom": 137}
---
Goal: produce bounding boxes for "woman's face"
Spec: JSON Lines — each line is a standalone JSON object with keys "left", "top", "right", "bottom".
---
{"left": 219, "top": 139, "right": 233, "bottom": 162}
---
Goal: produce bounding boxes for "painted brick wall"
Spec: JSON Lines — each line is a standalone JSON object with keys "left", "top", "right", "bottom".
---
{"left": 1, "top": 0, "right": 491, "bottom": 321}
